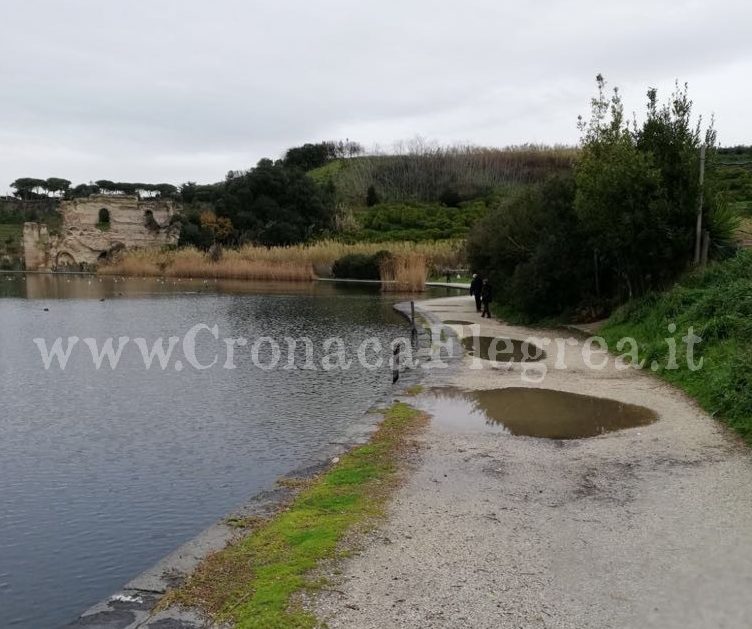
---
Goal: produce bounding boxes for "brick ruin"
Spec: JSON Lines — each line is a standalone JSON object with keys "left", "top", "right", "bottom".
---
{"left": 23, "top": 194, "right": 180, "bottom": 271}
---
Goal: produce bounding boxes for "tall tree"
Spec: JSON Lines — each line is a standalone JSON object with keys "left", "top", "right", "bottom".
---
{"left": 45, "top": 177, "right": 71, "bottom": 196}
{"left": 11, "top": 177, "right": 46, "bottom": 199}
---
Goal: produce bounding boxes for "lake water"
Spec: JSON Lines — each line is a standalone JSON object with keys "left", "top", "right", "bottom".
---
{"left": 0, "top": 274, "right": 417, "bottom": 628}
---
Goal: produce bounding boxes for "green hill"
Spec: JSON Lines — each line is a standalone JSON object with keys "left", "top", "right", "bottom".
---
{"left": 309, "top": 145, "right": 577, "bottom": 242}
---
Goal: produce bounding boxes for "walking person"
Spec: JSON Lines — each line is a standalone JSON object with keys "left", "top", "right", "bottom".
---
{"left": 480, "top": 278, "right": 493, "bottom": 318}
{"left": 470, "top": 273, "right": 483, "bottom": 313}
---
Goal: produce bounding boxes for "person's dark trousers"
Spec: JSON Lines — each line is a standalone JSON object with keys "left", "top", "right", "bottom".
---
{"left": 474, "top": 294, "right": 482, "bottom": 312}
{"left": 482, "top": 301, "right": 491, "bottom": 317}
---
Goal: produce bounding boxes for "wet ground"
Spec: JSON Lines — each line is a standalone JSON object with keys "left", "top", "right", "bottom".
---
{"left": 416, "top": 387, "right": 657, "bottom": 439}
{"left": 461, "top": 335, "right": 546, "bottom": 362}
{"left": 313, "top": 295, "right": 752, "bottom": 629}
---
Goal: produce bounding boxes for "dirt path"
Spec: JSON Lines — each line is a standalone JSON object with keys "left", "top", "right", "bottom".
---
{"left": 313, "top": 295, "right": 752, "bottom": 629}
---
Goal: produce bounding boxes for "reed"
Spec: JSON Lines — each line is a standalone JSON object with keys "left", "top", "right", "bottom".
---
{"left": 98, "top": 251, "right": 164, "bottom": 276}
{"left": 379, "top": 253, "right": 427, "bottom": 292}
{"left": 99, "top": 240, "right": 462, "bottom": 282}
{"left": 99, "top": 248, "right": 314, "bottom": 281}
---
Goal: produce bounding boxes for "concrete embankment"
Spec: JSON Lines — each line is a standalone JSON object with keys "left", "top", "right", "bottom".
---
{"left": 65, "top": 307, "right": 436, "bottom": 629}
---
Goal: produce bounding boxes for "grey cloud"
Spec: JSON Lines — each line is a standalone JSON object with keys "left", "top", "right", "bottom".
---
{"left": 1, "top": 0, "right": 750, "bottom": 187}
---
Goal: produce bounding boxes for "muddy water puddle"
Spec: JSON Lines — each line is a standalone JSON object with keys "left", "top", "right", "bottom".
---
{"left": 442, "top": 319, "right": 474, "bottom": 325}
{"left": 416, "top": 387, "right": 658, "bottom": 439}
{"left": 461, "top": 336, "right": 546, "bottom": 362}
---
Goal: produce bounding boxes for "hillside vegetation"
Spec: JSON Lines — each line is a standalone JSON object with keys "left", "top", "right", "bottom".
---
{"left": 716, "top": 145, "right": 752, "bottom": 215}
{"left": 309, "top": 144, "right": 576, "bottom": 242}
{"left": 309, "top": 144, "right": 577, "bottom": 205}
{"left": 602, "top": 249, "right": 752, "bottom": 443}
{"left": 468, "top": 78, "right": 739, "bottom": 322}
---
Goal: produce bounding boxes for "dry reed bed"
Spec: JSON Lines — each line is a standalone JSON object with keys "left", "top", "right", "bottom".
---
{"left": 98, "top": 241, "right": 452, "bottom": 287}
{"left": 379, "top": 253, "right": 427, "bottom": 292}
{"left": 99, "top": 249, "right": 314, "bottom": 281}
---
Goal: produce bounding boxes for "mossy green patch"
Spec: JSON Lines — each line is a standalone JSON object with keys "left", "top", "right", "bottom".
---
{"left": 162, "top": 402, "right": 426, "bottom": 628}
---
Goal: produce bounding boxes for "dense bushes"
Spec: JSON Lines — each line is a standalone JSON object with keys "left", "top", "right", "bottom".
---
{"left": 468, "top": 77, "right": 737, "bottom": 322}
{"left": 467, "top": 175, "right": 593, "bottom": 320}
{"left": 331, "top": 250, "right": 392, "bottom": 279}
{"left": 179, "top": 159, "right": 336, "bottom": 248}
{"left": 350, "top": 200, "right": 488, "bottom": 242}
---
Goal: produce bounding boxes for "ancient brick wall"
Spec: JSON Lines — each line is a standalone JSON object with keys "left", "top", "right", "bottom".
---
{"left": 23, "top": 195, "right": 180, "bottom": 270}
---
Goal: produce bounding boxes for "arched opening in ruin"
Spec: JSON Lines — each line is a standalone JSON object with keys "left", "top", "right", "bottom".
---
{"left": 97, "top": 251, "right": 108, "bottom": 262}
{"left": 144, "top": 209, "right": 159, "bottom": 231}
{"left": 56, "top": 252, "right": 76, "bottom": 268}
{"left": 97, "top": 208, "right": 111, "bottom": 230}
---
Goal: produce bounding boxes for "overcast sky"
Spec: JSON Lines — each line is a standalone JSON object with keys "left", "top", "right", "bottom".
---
{"left": 1, "top": 0, "right": 750, "bottom": 189}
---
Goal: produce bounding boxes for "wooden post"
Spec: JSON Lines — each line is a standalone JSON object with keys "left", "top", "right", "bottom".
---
{"left": 593, "top": 249, "right": 600, "bottom": 297}
{"left": 701, "top": 229, "right": 710, "bottom": 267}
{"left": 410, "top": 301, "right": 418, "bottom": 347}
{"left": 694, "top": 144, "right": 706, "bottom": 265}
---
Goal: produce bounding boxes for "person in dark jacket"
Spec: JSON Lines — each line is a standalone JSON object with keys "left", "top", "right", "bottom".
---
{"left": 469, "top": 273, "right": 483, "bottom": 313}
{"left": 480, "top": 278, "right": 493, "bottom": 318}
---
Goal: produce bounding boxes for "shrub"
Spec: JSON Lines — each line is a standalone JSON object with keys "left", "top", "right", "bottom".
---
{"left": 438, "top": 187, "right": 462, "bottom": 207}
{"left": 575, "top": 77, "right": 719, "bottom": 299}
{"left": 331, "top": 250, "right": 392, "bottom": 280}
{"left": 470, "top": 77, "right": 730, "bottom": 322}
{"left": 366, "top": 185, "right": 380, "bottom": 207}
{"left": 468, "top": 174, "right": 593, "bottom": 321}
{"left": 352, "top": 200, "right": 488, "bottom": 242}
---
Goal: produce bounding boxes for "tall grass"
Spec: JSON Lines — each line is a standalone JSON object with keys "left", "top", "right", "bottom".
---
{"left": 99, "top": 240, "right": 463, "bottom": 282}
{"left": 601, "top": 249, "right": 752, "bottom": 442}
{"left": 379, "top": 253, "right": 427, "bottom": 292}
{"left": 737, "top": 217, "right": 752, "bottom": 247}
{"left": 99, "top": 248, "right": 314, "bottom": 281}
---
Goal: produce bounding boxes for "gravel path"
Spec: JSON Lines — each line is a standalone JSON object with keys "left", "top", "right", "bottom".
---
{"left": 313, "top": 295, "right": 752, "bottom": 629}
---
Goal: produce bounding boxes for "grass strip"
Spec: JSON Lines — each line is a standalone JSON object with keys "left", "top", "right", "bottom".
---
{"left": 162, "top": 402, "right": 426, "bottom": 628}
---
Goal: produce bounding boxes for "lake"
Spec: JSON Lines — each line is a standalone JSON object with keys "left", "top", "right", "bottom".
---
{"left": 0, "top": 274, "right": 418, "bottom": 628}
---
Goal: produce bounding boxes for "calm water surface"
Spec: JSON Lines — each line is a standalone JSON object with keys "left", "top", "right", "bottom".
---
{"left": 0, "top": 274, "right": 416, "bottom": 628}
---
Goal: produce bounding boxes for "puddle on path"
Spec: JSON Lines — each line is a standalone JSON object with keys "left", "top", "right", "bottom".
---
{"left": 461, "top": 336, "right": 546, "bottom": 362}
{"left": 443, "top": 320, "right": 474, "bottom": 325}
{"left": 417, "top": 387, "right": 658, "bottom": 439}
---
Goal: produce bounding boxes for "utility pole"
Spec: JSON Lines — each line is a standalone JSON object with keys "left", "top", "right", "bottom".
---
{"left": 693, "top": 144, "right": 706, "bottom": 265}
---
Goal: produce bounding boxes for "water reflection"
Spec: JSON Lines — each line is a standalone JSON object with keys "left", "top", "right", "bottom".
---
{"left": 417, "top": 387, "right": 658, "bottom": 439}
{"left": 0, "top": 274, "right": 413, "bottom": 628}
{"left": 461, "top": 336, "right": 546, "bottom": 362}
